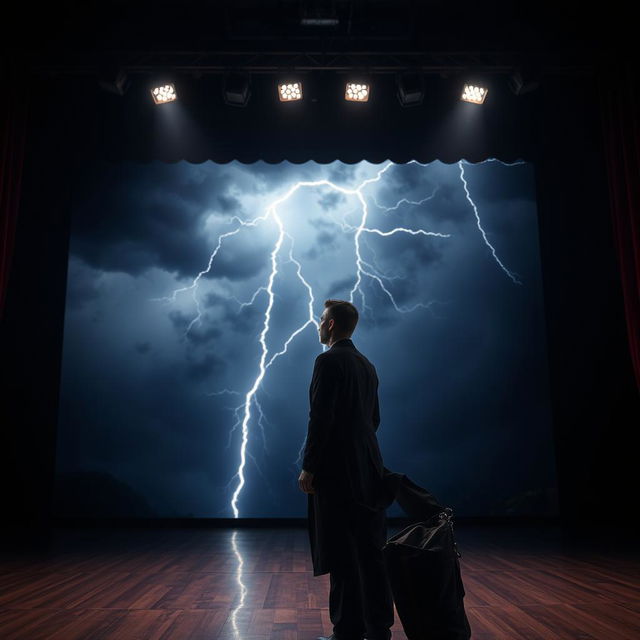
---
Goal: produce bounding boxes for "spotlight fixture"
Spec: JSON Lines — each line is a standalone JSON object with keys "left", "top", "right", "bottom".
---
{"left": 345, "top": 82, "right": 369, "bottom": 102}
{"left": 461, "top": 84, "right": 488, "bottom": 104}
{"left": 151, "top": 83, "right": 177, "bottom": 104}
{"left": 223, "top": 72, "right": 251, "bottom": 107}
{"left": 278, "top": 81, "right": 303, "bottom": 101}
{"left": 396, "top": 72, "right": 424, "bottom": 107}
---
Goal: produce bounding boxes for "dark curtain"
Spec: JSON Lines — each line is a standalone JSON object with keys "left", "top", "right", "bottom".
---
{"left": 599, "top": 61, "right": 640, "bottom": 394}
{"left": 0, "top": 61, "right": 30, "bottom": 322}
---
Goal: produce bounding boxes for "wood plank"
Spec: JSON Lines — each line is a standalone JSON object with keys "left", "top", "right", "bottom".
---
{"left": 0, "top": 525, "right": 637, "bottom": 639}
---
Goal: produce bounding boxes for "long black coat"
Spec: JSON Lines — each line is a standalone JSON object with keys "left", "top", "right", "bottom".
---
{"left": 302, "top": 337, "right": 391, "bottom": 576}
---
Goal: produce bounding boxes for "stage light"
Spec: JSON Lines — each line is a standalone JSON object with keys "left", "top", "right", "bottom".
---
{"left": 278, "top": 81, "right": 303, "bottom": 101}
{"left": 461, "top": 84, "right": 488, "bottom": 104}
{"left": 397, "top": 72, "right": 424, "bottom": 106}
{"left": 151, "top": 83, "right": 177, "bottom": 104}
{"left": 223, "top": 72, "right": 251, "bottom": 107}
{"left": 345, "top": 82, "right": 369, "bottom": 102}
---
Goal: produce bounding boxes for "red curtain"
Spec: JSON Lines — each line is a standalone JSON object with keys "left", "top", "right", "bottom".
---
{"left": 0, "top": 62, "right": 30, "bottom": 322}
{"left": 599, "top": 61, "right": 640, "bottom": 394}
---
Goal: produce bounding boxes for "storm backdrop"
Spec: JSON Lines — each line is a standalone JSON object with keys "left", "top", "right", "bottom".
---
{"left": 53, "top": 159, "right": 558, "bottom": 518}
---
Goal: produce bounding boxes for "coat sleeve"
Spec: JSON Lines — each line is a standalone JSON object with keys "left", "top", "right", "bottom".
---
{"left": 302, "top": 355, "right": 341, "bottom": 474}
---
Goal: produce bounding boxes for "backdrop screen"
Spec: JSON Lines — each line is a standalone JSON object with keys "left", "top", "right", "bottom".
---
{"left": 54, "top": 159, "right": 558, "bottom": 518}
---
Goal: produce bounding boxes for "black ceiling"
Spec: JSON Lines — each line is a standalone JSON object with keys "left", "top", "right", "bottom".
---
{"left": 5, "top": 0, "right": 631, "bottom": 77}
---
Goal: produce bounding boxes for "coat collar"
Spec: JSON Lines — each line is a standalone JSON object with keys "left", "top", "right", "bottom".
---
{"left": 329, "top": 337, "right": 356, "bottom": 350}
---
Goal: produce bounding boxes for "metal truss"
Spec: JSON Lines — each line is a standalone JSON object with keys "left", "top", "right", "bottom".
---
{"left": 28, "top": 47, "right": 600, "bottom": 77}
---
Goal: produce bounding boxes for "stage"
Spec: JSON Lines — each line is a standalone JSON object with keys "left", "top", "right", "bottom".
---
{"left": 1, "top": 522, "right": 638, "bottom": 639}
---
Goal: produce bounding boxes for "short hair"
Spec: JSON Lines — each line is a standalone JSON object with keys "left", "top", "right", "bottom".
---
{"left": 324, "top": 299, "right": 359, "bottom": 335}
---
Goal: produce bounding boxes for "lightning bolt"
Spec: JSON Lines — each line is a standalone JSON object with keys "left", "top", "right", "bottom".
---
{"left": 149, "top": 213, "right": 270, "bottom": 337}
{"left": 152, "top": 159, "right": 523, "bottom": 520}
{"left": 458, "top": 160, "right": 523, "bottom": 285}
{"left": 370, "top": 185, "right": 440, "bottom": 214}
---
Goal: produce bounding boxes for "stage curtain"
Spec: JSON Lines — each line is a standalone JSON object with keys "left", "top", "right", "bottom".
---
{"left": 599, "top": 61, "right": 640, "bottom": 394}
{"left": 0, "top": 61, "right": 30, "bottom": 322}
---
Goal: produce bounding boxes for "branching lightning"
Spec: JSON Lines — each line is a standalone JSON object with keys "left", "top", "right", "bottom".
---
{"left": 152, "top": 159, "right": 523, "bottom": 520}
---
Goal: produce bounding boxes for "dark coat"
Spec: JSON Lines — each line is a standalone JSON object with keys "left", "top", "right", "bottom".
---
{"left": 302, "top": 337, "right": 392, "bottom": 576}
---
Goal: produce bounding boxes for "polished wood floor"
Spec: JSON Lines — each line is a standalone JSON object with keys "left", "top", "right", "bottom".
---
{"left": 0, "top": 523, "right": 638, "bottom": 639}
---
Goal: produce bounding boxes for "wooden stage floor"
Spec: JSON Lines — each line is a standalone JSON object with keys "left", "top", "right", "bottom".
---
{"left": 0, "top": 522, "right": 638, "bottom": 639}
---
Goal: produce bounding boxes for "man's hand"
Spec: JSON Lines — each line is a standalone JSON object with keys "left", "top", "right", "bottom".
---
{"left": 298, "top": 469, "right": 315, "bottom": 494}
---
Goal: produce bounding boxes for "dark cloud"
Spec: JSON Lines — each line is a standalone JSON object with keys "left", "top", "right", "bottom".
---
{"left": 216, "top": 193, "right": 242, "bottom": 213}
{"left": 327, "top": 276, "right": 357, "bottom": 298}
{"left": 185, "top": 324, "right": 223, "bottom": 346}
{"left": 365, "top": 232, "right": 446, "bottom": 278}
{"left": 72, "top": 235, "right": 159, "bottom": 277}
{"left": 317, "top": 191, "right": 346, "bottom": 211}
{"left": 469, "top": 198, "right": 533, "bottom": 238}
{"left": 168, "top": 309, "right": 190, "bottom": 332}
{"left": 301, "top": 219, "right": 340, "bottom": 259}
{"left": 412, "top": 182, "right": 466, "bottom": 225}
{"left": 308, "top": 216, "right": 337, "bottom": 231}
{"left": 460, "top": 161, "right": 533, "bottom": 203}
{"left": 203, "top": 292, "right": 223, "bottom": 308}
{"left": 359, "top": 307, "right": 403, "bottom": 331}
{"left": 220, "top": 297, "right": 265, "bottom": 335}
{"left": 185, "top": 352, "right": 226, "bottom": 382}
{"left": 68, "top": 162, "right": 262, "bottom": 279}
{"left": 169, "top": 304, "right": 250, "bottom": 342}
{"left": 390, "top": 162, "right": 433, "bottom": 190}
{"left": 135, "top": 341, "right": 152, "bottom": 354}
{"left": 317, "top": 230, "right": 338, "bottom": 250}
{"left": 203, "top": 237, "right": 271, "bottom": 281}
{"left": 302, "top": 233, "right": 338, "bottom": 259}
{"left": 326, "top": 163, "right": 357, "bottom": 184}
{"left": 369, "top": 165, "right": 436, "bottom": 209}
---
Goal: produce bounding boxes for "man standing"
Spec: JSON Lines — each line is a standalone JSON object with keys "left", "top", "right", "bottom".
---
{"left": 298, "top": 299, "right": 394, "bottom": 640}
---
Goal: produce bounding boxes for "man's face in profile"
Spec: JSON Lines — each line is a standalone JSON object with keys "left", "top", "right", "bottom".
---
{"left": 318, "top": 309, "right": 332, "bottom": 344}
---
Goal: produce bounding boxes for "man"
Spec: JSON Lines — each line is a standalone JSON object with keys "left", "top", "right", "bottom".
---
{"left": 298, "top": 299, "right": 394, "bottom": 640}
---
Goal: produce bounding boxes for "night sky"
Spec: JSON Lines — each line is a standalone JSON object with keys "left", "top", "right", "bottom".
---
{"left": 54, "top": 159, "right": 558, "bottom": 518}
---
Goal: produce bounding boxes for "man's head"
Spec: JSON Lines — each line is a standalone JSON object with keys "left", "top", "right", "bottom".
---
{"left": 318, "top": 299, "right": 359, "bottom": 345}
